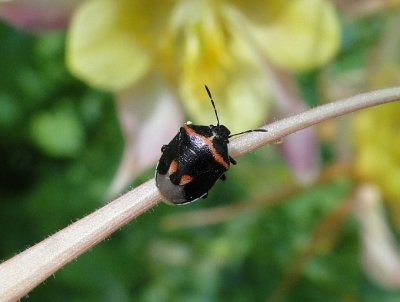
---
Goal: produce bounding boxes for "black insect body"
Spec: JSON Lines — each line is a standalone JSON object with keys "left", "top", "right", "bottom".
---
{"left": 155, "top": 86, "right": 267, "bottom": 205}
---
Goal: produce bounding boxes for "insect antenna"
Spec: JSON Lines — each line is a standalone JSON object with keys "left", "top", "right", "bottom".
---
{"left": 228, "top": 128, "right": 267, "bottom": 138}
{"left": 204, "top": 85, "right": 220, "bottom": 126}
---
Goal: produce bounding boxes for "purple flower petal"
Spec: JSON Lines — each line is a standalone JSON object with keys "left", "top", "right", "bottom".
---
{"left": 269, "top": 67, "right": 320, "bottom": 185}
{"left": 0, "top": 0, "right": 81, "bottom": 32}
{"left": 107, "top": 80, "right": 184, "bottom": 198}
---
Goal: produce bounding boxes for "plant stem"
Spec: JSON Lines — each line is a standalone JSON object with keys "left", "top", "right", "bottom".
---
{"left": 229, "top": 87, "right": 400, "bottom": 157}
{"left": 0, "top": 180, "right": 160, "bottom": 302}
{"left": 0, "top": 87, "right": 400, "bottom": 301}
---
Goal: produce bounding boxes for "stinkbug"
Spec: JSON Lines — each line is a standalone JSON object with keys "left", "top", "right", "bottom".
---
{"left": 155, "top": 85, "right": 267, "bottom": 205}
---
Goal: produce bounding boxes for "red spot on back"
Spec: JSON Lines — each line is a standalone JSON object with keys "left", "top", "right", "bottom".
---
{"left": 180, "top": 174, "right": 193, "bottom": 185}
{"left": 168, "top": 160, "right": 178, "bottom": 175}
{"left": 182, "top": 125, "right": 229, "bottom": 169}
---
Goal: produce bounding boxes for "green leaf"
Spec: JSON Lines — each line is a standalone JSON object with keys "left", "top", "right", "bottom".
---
{"left": 30, "top": 102, "right": 84, "bottom": 157}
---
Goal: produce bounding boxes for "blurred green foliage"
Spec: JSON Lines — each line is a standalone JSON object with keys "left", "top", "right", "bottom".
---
{"left": 1, "top": 11, "right": 400, "bottom": 302}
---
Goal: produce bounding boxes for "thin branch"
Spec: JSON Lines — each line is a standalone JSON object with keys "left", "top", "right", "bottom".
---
{"left": 0, "top": 87, "right": 400, "bottom": 302}
{"left": 0, "top": 180, "right": 161, "bottom": 302}
{"left": 229, "top": 87, "right": 400, "bottom": 157}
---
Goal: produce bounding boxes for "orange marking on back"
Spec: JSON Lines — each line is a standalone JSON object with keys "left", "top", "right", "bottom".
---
{"left": 182, "top": 125, "right": 229, "bottom": 169}
{"left": 168, "top": 160, "right": 178, "bottom": 175}
{"left": 179, "top": 174, "right": 194, "bottom": 185}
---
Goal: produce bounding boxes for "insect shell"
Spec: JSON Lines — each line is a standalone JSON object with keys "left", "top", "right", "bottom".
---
{"left": 155, "top": 85, "right": 267, "bottom": 205}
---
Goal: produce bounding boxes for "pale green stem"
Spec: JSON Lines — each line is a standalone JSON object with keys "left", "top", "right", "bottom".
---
{"left": 0, "top": 87, "right": 400, "bottom": 302}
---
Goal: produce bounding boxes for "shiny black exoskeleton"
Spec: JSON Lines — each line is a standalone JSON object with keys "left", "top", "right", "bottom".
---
{"left": 155, "top": 85, "right": 267, "bottom": 205}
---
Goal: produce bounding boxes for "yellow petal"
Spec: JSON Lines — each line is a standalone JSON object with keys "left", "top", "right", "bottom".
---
{"left": 250, "top": 0, "right": 340, "bottom": 72}
{"left": 170, "top": 5, "right": 270, "bottom": 132}
{"left": 181, "top": 75, "right": 270, "bottom": 134}
{"left": 67, "top": 0, "right": 156, "bottom": 90}
{"left": 228, "top": 0, "right": 291, "bottom": 24}
{"left": 353, "top": 103, "right": 400, "bottom": 203}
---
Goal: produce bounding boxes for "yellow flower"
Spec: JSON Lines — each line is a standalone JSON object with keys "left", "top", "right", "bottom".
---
{"left": 67, "top": 0, "right": 340, "bottom": 131}
{"left": 67, "top": 0, "right": 340, "bottom": 195}
{"left": 353, "top": 103, "right": 400, "bottom": 203}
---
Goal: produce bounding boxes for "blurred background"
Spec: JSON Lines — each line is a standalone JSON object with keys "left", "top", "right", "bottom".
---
{"left": 1, "top": 0, "right": 400, "bottom": 301}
